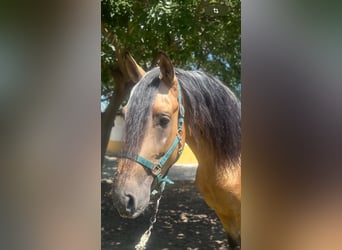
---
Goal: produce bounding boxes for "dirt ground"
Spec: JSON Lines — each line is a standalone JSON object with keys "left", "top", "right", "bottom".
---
{"left": 102, "top": 156, "right": 229, "bottom": 250}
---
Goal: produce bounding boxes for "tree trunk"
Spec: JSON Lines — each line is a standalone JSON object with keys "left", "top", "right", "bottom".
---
{"left": 101, "top": 23, "right": 136, "bottom": 166}
{"left": 101, "top": 67, "right": 134, "bottom": 166}
{"left": 101, "top": 101, "right": 117, "bottom": 167}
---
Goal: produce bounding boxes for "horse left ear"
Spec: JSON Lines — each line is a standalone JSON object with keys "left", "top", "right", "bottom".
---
{"left": 159, "top": 51, "right": 176, "bottom": 87}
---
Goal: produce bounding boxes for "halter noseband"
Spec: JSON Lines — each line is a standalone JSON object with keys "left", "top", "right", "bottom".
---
{"left": 119, "top": 84, "right": 185, "bottom": 193}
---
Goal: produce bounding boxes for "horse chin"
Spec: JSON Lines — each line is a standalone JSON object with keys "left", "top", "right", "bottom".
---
{"left": 128, "top": 212, "right": 141, "bottom": 219}
{"left": 116, "top": 204, "right": 147, "bottom": 219}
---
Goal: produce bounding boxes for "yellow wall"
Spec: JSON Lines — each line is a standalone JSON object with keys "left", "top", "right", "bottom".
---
{"left": 106, "top": 141, "right": 123, "bottom": 155}
{"left": 106, "top": 141, "right": 198, "bottom": 165}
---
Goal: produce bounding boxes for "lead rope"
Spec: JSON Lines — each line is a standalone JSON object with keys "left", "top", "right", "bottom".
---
{"left": 134, "top": 190, "right": 163, "bottom": 250}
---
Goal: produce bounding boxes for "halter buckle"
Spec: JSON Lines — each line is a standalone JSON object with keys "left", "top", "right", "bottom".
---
{"left": 177, "top": 129, "right": 183, "bottom": 137}
{"left": 151, "top": 164, "right": 162, "bottom": 176}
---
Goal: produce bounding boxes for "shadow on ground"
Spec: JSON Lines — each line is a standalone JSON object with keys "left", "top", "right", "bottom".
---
{"left": 102, "top": 181, "right": 228, "bottom": 250}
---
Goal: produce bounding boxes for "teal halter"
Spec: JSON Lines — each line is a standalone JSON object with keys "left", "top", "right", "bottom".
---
{"left": 119, "top": 84, "right": 185, "bottom": 193}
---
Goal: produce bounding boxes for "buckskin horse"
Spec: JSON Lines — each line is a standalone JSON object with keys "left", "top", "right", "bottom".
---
{"left": 112, "top": 52, "right": 241, "bottom": 249}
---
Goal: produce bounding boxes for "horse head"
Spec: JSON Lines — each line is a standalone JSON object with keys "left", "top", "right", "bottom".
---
{"left": 112, "top": 52, "right": 186, "bottom": 218}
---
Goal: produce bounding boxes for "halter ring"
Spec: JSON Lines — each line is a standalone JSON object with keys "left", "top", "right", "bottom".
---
{"left": 151, "top": 164, "right": 162, "bottom": 176}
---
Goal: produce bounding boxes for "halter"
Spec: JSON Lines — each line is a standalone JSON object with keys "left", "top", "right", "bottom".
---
{"left": 119, "top": 83, "right": 185, "bottom": 193}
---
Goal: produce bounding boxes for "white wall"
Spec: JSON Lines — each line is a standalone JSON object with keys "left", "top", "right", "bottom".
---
{"left": 110, "top": 116, "right": 125, "bottom": 141}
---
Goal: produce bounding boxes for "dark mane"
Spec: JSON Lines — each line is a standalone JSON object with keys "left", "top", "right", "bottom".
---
{"left": 123, "top": 67, "right": 241, "bottom": 164}
{"left": 123, "top": 68, "right": 160, "bottom": 154}
{"left": 176, "top": 69, "right": 241, "bottom": 164}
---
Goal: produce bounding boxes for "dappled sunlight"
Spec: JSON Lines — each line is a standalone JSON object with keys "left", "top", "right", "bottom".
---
{"left": 101, "top": 155, "right": 118, "bottom": 180}
{"left": 102, "top": 180, "right": 228, "bottom": 249}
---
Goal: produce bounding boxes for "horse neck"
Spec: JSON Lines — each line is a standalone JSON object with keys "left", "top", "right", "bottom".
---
{"left": 184, "top": 125, "right": 241, "bottom": 171}
{"left": 185, "top": 134, "right": 220, "bottom": 167}
{"left": 185, "top": 133, "right": 241, "bottom": 194}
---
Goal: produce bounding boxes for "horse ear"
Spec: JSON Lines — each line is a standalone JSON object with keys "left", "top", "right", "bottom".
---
{"left": 124, "top": 52, "right": 145, "bottom": 83}
{"left": 158, "top": 51, "right": 175, "bottom": 86}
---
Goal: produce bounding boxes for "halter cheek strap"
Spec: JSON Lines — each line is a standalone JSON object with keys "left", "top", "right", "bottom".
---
{"left": 119, "top": 84, "right": 185, "bottom": 193}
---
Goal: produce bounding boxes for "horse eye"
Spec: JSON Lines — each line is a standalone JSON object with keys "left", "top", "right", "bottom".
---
{"left": 159, "top": 117, "right": 170, "bottom": 128}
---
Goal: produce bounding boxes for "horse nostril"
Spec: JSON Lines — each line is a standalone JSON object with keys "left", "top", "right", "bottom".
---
{"left": 125, "top": 194, "right": 135, "bottom": 212}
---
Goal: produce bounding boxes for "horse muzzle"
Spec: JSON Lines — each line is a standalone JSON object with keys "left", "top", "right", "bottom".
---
{"left": 112, "top": 175, "right": 153, "bottom": 219}
{"left": 113, "top": 191, "right": 146, "bottom": 219}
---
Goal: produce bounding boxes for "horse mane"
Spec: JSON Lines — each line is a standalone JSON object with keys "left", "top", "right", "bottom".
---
{"left": 176, "top": 69, "right": 241, "bottom": 164}
{"left": 123, "top": 69, "right": 160, "bottom": 154}
{"left": 123, "top": 67, "right": 241, "bottom": 164}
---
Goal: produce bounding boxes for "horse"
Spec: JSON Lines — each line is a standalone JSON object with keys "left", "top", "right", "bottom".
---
{"left": 112, "top": 52, "right": 241, "bottom": 249}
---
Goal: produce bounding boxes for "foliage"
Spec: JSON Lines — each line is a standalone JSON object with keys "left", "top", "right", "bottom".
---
{"left": 101, "top": 0, "right": 241, "bottom": 103}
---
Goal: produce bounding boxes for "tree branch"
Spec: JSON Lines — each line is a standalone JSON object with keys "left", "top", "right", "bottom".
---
{"left": 101, "top": 21, "right": 125, "bottom": 74}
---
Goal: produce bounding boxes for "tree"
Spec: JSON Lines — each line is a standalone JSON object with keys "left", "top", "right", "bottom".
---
{"left": 101, "top": 0, "right": 241, "bottom": 165}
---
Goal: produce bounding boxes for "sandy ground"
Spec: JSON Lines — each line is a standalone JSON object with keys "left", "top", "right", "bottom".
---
{"left": 102, "top": 155, "right": 229, "bottom": 249}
